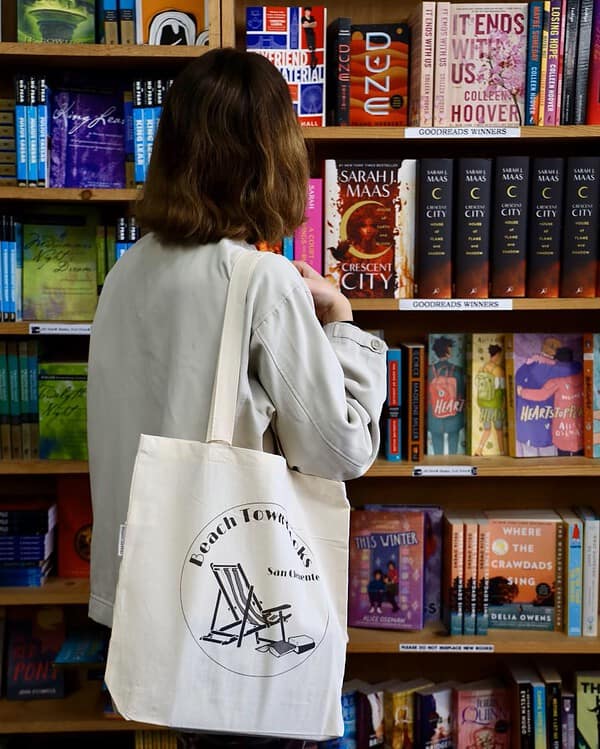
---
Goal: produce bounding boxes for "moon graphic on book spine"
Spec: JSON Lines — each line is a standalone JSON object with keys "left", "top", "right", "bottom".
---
{"left": 339, "top": 199, "right": 392, "bottom": 260}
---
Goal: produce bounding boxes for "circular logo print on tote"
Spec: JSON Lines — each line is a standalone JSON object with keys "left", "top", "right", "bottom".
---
{"left": 180, "top": 502, "right": 329, "bottom": 677}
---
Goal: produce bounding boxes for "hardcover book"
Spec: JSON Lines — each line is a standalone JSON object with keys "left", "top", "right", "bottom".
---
{"left": 427, "top": 333, "right": 466, "bottom": 456}
{"left": 467, "top": 333, "right": 507, "bottom": 456}
{"left": 415, "top": 681, "right": 457, "bottom": 749}
{"left": 49, "top": 88, "right": 126, "bottom": 189}
{"left": 505, "top": 333, "right": 583, "bottom": 457}
{"left": 293, "top": 177, "right": 323, "bottom": 273}
{"left": 348, "top": 509, "right": 425, "bottom": 630}
{"left": 22, "top": 208, "right": 98, "bottom": 321}
{"left": 324, "top": 159, "right": 416, "bottom": 299}
{"left": 382, "top": 349, "right": 402, "bottom": 462}
{"left": 485, "top": 509, "right": 562, "bottom": 631}
{"left": 446, "top": 4, "right": 528, "bottom": 126}
{"left": 585, "top": 0, "right": 600, "bottom": 123}
{"left": 38, "top": 362, "right": 88, "bottom": 460}
{"left": 583, "top": 333, "right": 600, "bottom": 458}
{"left": 408, "top": 2, "right": 436, "bottom": 126}
{"left": 326, "top": 17, "right": 351, "bottom": 125}
{"left": 135, "top": 0, "right": 209, "bottom": 44}
{"left": 401, "top": 342, "right": 426, "bottom": 462}
{"left": 575, "top": 672, "right": 600, "bottom": 748}
{"left": 246, "top": 6, "right": 327, "bottom": 127}
{"left": 349, "top": 23, "right": 410, "bottom": 126}
{"left": 17, "top": 0, "right": 95, "bottom": 43}
{"left": 433, "top": 2, "right": 451, "bottom": 125}
{"left": 574, "top": 0, "right": 594, "bottom": 123}
{"left": 525, "top": 0, "right": 543, "bottom": 124}
{"left": 57, "top": 476, "right": 92, "bottom": 578}
{"left": 453, "top": 679, "right": 511, "bottom": 748}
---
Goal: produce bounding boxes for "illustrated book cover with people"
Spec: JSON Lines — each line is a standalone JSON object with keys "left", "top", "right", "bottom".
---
{"left": 467, "top": 333, "right": 508, "bottom": 456}
{"left": 324, "top": 159, "right": 416, "bottom": 299}
{"left": 505, "top": 333, "right": 584, "bottom": 457}
{"left": 427, "top": 333, "right": 467, "bottom": 456}
{"left": 414, "top": 680, "right": 458, "bottom": 749}
{"left": 452, "top": 679, "right": 511, "bottom": 748}
{"left": 348, "top": 509, "right": 425, "bottom": 630}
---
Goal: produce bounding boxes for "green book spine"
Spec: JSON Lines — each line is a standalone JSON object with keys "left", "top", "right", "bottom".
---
{"left": 38, "top": 362, "right": 88, "bottom": 460}
{"left": 27, "top": 341, "right": 39, "bottom": 459}
{"left": 6, "top": 342, "right": 22, "bottom": 459}
{"left": 0, "top": 342, "right": 11, "bottom": 459}
{"left": 17, "top": 341, "right": 31, "bottom": 460}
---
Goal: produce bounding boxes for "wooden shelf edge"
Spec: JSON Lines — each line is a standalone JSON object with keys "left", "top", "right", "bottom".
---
{"left": 0, "top": 577, "right": 90, "bottom": 605}
{"left": 302, "top": 125, "right": 600, "bottom": 140}
{"left": 0, "top": 41, "right": 209, "bottom": 60}
{"left": 351, "top": 298, "right": 600, "bottom": 311}
{"left": 0, "top": 187, "right": 140, "bottom": 202}
{"left": 0, "top": 460, "right": 89, "bottom": 475}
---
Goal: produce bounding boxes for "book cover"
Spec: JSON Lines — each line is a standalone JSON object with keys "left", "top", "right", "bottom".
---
{"left": 49, "top": 88, "right": 125, "bottom": 189}
{"left": 433, "top": 2, "right": 451, "bottom": 125}
{"left": 507, "top": 333, "right": 583, "bottom": 457}
{"left": 22, "top": 207, "right": 98, "bottom": 321}
{"left": 324, "top": 159, "right": 416, "bottom": 299}
{"left": 415, "top": 681, "right": 457, "bottom": 749}
{"left": 443, "top": 510, "right": 464, "bottom": 635}
{"left": 401, "top": 342, "right": 426, "bottom": 462}
{"left": 408, "top": 2, "right": 436, "bottom": 126}
{"left": 293, "top": 177, "right": 323, "bottom": 274}
{"left": 574, "top": 0, "right": 594, "bottom": 123}
{"left": 490, "top": 155, "right": 529, "bottom": 298}
{"left": 415, "top": 158, "right": 453, "bottom": 299}
{"left": 427, "top": 333, "right": 466, "bottom": 456}
{"left": 38, "top": 361, "right": 88, "bottom": 460}
{"left": 355, "top": 682, "right": 385, "bottom": 748}
{"left": 17, "top": 0, "right": 95, "bottom": 42}
{"left": 349, "top": 23, "right": 410, "bottom": 126}
{"left": 525, "top": 0, "right": 544, "bottom": 124}
{"left": 583, "top": 333, "right": 600, "bottom": 458}
{"left": 447, "top": 4, "right": 528, "bottom": 126}
{"left": 467, "top": 333, "right": 507, "bottom": 457}
{"left": 383, "top": 678, "right": 434, "bottom": 749}
{"left": 557, "top": 508, "right": 583, "bottom": 637}
{"left": 57, "top": 475, "right": 92, "bottom": 578}
{"left": 453, "top": 679, "right": 511, "bottom": 748}
{"left": 560, "top": 156, "right": 600, "bottom": 298}
{"left": 453, "top": 158, "right": 492, "bottom": 299}
{"left": 585, "top": 0, "right": 600, "bottom": 122}
{"left": 575, "top": 672, "right": 600, "bottom": 748}
{"left": 5, "top": 606, "right": 65, "bottom": 700}
{"left": 348, "top": 509, "right": 425, "bottom": 630}
{"left": 53, "top": 626, "right": 108, "bottom": 667}
{"left": 135, "top": 0, "right": 209, "bottom": 44}
{"left": 246, "top": 6, "right": 327, "bottom": 127}
{"left": 485, "top": 509, "right": 561, "bottom": 631}
{"left": 326, "top": 17, "right": 351, "bottom": 125}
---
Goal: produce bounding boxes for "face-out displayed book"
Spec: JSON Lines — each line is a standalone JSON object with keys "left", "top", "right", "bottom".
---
{"left": 17, "top": 0, "right": 96, "bottom": 43}
{"left": 38, "top": 361, "right": 88, "bottom": 460}
{"left": 467, "top": 333, "right": 508, "bottom": 457}
{"left": 452, "top": 678, "right": 511, "bottom": 748}
{"left": 135, "top": 0, "right": 209, "bottom": 44}
{"left": 427, "top": 333, "right": 467, "bottom": 456}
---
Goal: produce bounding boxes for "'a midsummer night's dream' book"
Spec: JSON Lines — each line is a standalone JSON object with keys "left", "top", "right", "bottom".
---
{"left": 349, "top": 509, "right": 425, "bottom": 630}
{"left": 246, "top": 6, "right": 327, "bottom": 126}
{"left": 324, "top": 159, "right": 416, "bottom": 299}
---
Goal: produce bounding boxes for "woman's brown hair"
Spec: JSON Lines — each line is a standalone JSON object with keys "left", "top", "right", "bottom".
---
{"left": 136, "top": 47, "right": 309, "bottom": 246}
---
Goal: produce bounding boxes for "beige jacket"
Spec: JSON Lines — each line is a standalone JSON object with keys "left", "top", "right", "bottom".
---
{"left": 87, "top": 236, "right": 388, "bottom": 627}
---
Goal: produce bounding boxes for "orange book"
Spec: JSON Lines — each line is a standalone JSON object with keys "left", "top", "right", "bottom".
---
{"left": 57, "top": 476, "right": 92, "bottom": 578}
{"left": 443, "top": 510, "right": 464, "bottom": 635}
{"left": 134, "top": 0, "right": 209, "bottom": 45}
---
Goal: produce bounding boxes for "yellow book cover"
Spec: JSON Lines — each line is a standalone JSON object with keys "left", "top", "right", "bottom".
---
{"left": 468, "top": 333, "right": 508, "bottom": 456}
{"left": 538, "top": 1, "right": 551, "bottom": 124}
{"left": 383, "top": 678, "right": 434, "bottom": 749}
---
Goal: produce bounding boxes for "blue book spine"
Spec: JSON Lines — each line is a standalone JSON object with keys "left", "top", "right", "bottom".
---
{"left": 525, "top": 1, "right": 544, "bottom": 125}
{"left": 15, "top": 76, "right": 28, "bottom": 186}
{"left": 0, "top": 216, "right": 6, "bottom": 322}
{"left": 143, "top": 79, "right": 155, "bottom": 175}
{"left": 14, "top": 222, "right": 23, "bottom": 321}
{"left": 153, "top": 79, "right": 164, "bottom": 139}
{"left": 26, "top": 76, "right": 38, "bottom": 185}
{"left": 282, "top": 236, "right": 294, "bottom": 260}
{"left": 7, "top": 217, "right": 16, "bottom": 322}
{"left": 384, "top": 348, "right": 402, "bottom": 461}
{"left": 37, "top": 77, "right": 49, "bottom": 187}
{"left": 565, "top": 516, "right": 583, "bottom": 636}
{"left": 1, "top": 218, "right": 9, "bottom": 322}
{"left": 533, "top": 683, "right": 547, "bottom": 749}
{"left": 132, "top": 80, "right": 145, "bottom": 185}
{"left": 115, "top": 217, "right": 128, "bottom": 260}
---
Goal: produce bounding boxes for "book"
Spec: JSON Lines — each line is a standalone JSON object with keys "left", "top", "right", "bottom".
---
{"left": 542, "top": 0, "right": 563, "bottom": 126}
{"left": 538, "top": 1, "right": 551, "bottom": 123}
{"left": 49, "top": 87, "right": 126, "bottom": 189}
{"left": 485, "top": 508, "right": 562, "bottom": 631}
{"left": 446, "top": 4, "right": 528, "bottom": 126}
{"left": 506, "top": 661, "right": 537, "bottom": 749}
{"left": 443, "top": 510, "right": 464, "bottom": 635}
{"left": 560, "top": 0, "right": 582, "bottom": 123}
{"left": 22, "top": 207, "right": 98, "bottom": 321}
{"left": 536, "top": 662, "right": 561, "bottom": 749}
{"left": 415, "top": 680, "right": 457, "bottom": 749}
{"left": 401, "top": 342, "right": 426, "bottom": 462}
{"left": 135, "top": 0, "right": 209, "bottom": 44}
{"left": 433, "top": 2, "right": 452, "bottom": 126}
{"left": 5, "top": 606, "right": 65, "bottom": 699}
{"left": 383, "top": 678, "right": 434, "bottom": 749}
{"left": 453, "top": 158, "right": 492, "bottom": 299}
{"left": 561, "top": 691, "right": 575, "bottom": 749}
{"left": 506, "top": 333, "right": 583, "bottom": 457}
{"left": 38, "top": 361, "right": 88, "bottom": 460}
{"left": 53, "top": 626, "right": 109, "bottom": 667}
{"left": 293, "top": 177, "right": 323, "bottom": 274}
{"left": 415, "top": 158, "right": 453, "bottom": 299}
{"left": 326, "top": 17, "right": 351, "bottom": 125}
{"left": 583, "top": 333, "right": 600, "bottom": 458}
{"left": 585, "top": 0, "right": 600, "bottom": 122}
{"left": 557, "top": 507, "right": 583, "bottom": 637}
{"left": 559, "top": 156, "right": 600, "bottom": 297}
{"left": 57, "top": 476, "right": 92, "bottom": 578}
{"left": 452, "top": 679, "right": 511, "bottom": 748}
{"left": 324, "top": 159, "right": 416, "bottom": 299}
{"left": 348, "top": 509, "right": 425, "bottom": 630}
{"left": 490, "top": 156, "right": 529, "bottom": 298}
{"left": 118, "top": 0, "right": 135, "bottom": 44}
{"left": 525, "top": 0, "right": 544, "bottom": 124}
{"left": 427, "top": 333, "right": 466, "bottom": 456}
{"left": 17, "top": 0, "right": 95, "bottom": 42}
{"left": 575, "top": 672, "right": 600, "bottom": 748}
{"left": 246, "top": 6, "right": 327, "bottom": 127}
{"left": 408, "top": 2, "right": 436, "bottom": 127}
{"left": 575, "top": 506, "right": 599, "bottom": 637}
{"left": 349, "top": 23, "right": 410, "bottom": 126}
{"left": 467, "top": 333, "right": 507, "bottom": 457}
{"left": 476, "top": 514, "right": 491, "bottom": 635}
{"left": 0, "top": 341, "right": 11, "bottom": 459}
{"left": 6, "top": 342, "right": 22, "bottom": 460}
{"left": 573, "top": 0, "right": 594, "bottom": 123}
{"left": 463, "top": 515, "right": 479, "bottom": 636}
{"left": 526, "top": 158, "right": 564, "bottom": 298}
{"left": 382, "top": 349, "right": 401, "bottom": 461}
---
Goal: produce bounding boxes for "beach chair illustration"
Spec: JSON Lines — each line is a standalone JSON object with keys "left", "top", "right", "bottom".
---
{"left": 201, "top": 563, "right": 315, "bottom": 657}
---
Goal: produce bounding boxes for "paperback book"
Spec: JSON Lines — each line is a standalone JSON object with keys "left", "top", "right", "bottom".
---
{"left": 427, "top": 333, "right": 467, "bottom": 456}
{"left": 57, "top": 476, "right": 92, "bottom": 578}
{"left": 17, "top": 0, "right": 95, "bottom": 43}
{"left": 575, "top": 672, "right": 600, "bottom": 748}
{"left": 383, "top": 678, "right": 434, "bottom": 749}
{"left": 583, "top": 333, "right": 600, "bottom": 458}
{"left": 414, "top": 681, "right": 457, "bottom": 749}
{"left": 467, "top": 333, "right": 507, "bottom": 456}
{"left": 135, "top": 0, "right": 209, "bottom": 44}
{"left": 38, "top": 362, "right": 88, "bottom": 460}
{"left": 452, "top": 679, "right": 511, "bottom": 748}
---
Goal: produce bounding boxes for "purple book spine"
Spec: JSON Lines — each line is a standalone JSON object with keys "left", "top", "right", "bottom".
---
{"left": 543, "top": 0, "right": 562, "bottom": 125}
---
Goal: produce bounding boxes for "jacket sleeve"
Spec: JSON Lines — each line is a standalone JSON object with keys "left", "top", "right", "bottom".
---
{"left": 250, "top": 282, "right": 388, "bottom": 481}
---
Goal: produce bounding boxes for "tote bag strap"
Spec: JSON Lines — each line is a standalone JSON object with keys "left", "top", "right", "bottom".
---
{"left": 206, "top": 250, "right": 265, "bottom": 445}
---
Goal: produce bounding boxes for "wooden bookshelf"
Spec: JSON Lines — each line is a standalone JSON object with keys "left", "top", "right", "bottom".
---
{"left": 0, "top": 460, "right": 89, "bottom": 474}
{"left": 365, "top": 456, "right": 600, "bottom": 478}
{"left": 350, "top": 298, "right": 600, "bottom": 311}
{"left": 300, "top": 125, "right": 600, "bottom": 141}
{"left": 0, "top": 578, "right": 90, "bottom": 606}
{"left": 0, "top": 187, "right": 139, "bottom": 202}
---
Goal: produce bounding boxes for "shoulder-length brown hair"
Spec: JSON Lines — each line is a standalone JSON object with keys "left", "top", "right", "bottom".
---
{"left": 136, "top": 48, "right": 309, "bottom": 246}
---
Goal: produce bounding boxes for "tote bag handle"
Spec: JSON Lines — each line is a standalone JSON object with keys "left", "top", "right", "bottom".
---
{"left": 206, "top": 250, "right": 265, "bottom": 445}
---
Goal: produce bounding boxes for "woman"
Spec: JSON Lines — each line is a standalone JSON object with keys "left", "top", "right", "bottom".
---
{"left": 87, "top": 49, "right": 387, "bottom": 746}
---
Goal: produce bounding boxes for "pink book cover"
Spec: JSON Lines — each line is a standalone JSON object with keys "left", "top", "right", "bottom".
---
{"left": 294, "top": 177, "right": 323, "bottom": 273}
{"left": 447, "top": 3, "right": 528, "bottom": 126}
{"left": 433, "top": 2, "right": 451, "bottom": 125}
{"left": 409, "top": 1, "right": 436, "bottom": 126}
{"left": 453, "top": 680, "right": 511, "bottom": 748}
{"left": 554, "top": 0, "right": 567, "bottom": 124}
{"left": 348, "top": 510, "right": 425, "bottom": 630}
{"left": 543, "top": 0, "right": 563, "bottom": 125}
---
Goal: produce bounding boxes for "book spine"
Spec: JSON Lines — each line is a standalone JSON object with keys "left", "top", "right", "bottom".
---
{"left": 555, "top": 0, "right": 568, "bottom": 124}
{"left": 443, "top": 514, "right": 464, "bottom": 635}
{"left": 6, "top": 216, "right": 15, "bottom": 323}
{"left": 560, "top": 0, "right": 581, "bottom": 123}
{"left": 6, "top": 342, "right": 21, "bottom": 460}
{"left": 409, "top": 2, "right": 436, "bottom": 126}
{"left": 0, "top": 342, "right": 11, "bottom": 459}
{"left": 543, "top": 0, "right": 562, "bottom": 125}
{"left": 103, "top": 0, "right": 119, "bottom": 44}
{"left": 433, "top": 2, "right": 451, "bottom": 126}
{"left": 561, "top": 693, "right": 575, "bottom": 749}
{"left": 143, "top": 80, "right": 155, "bottom": 176}
{"left": 546, "top": 681, "right": 561, "bottom": 749}
{"left": 36, "top": 76, "right": 48, "bottom": 187}
{"left": 119, "top": 0, "right": 135, "bottom": 44}
{"left": 533, "top": 683, "right": 547, "bottom": 749}
{"left": 96, "top": 225, "right": 107, "bottom": 292}
{"left": 585, "top": 0, "right": 600, "bottom": 122}
{"left": 326, "top": 17, "right": 351, "bottom": 125}
{"left": 526, "top": 1, "right": 545, "bottom": 124}
{"left": 26, "top": 76, "right": 37, "bottom": 186}
{"left": 504, "top": 334, "right": 517, "bottom": 457}
{"left": 132, "top": 80, "right": 145, "bottom": 185}
{"left": 580, "top": 512, "right": 599, "bottom": 636}
{"left": 574, "top": 0, "right": 594, "bottom": 123}
{"left": 115, "top": 217, "right": 128, "bottom": 261}
{"left": 384, "top": 349, "right": 402, "bottom": 461}
{"left": 281, "top": 236, "right": 294, "bottom": 261}
{"left": 15, "top": 76, "right": 27, "bottom": 186}
{"left": 526, "top": 158, "right": 564, "bottom": 297}
{"left": 538, "top": 1, "right": 551, "bottom": 124}
{"left": 403, "top": 344, "right": 425, "bottom": 462}
{"left": 554, "top": 518, "right": 565, "bottom": 632}
{"left": 293, "top": 177, "right": 323, "bottom": 273}
{"left": 476, "top": 518, "right": 490, "bottom": 635}
{"left": 454, "top": 158, "right": 492, "bottom": 298}
{"left": 559, "top": 156, "right": 600, "bottom": 297}
{"left": 583, "top": 333, "right": 595, "bottom": 458}
{"left": 17, "top": 341, "right": 30, "bottom": 461}
{"left": 14, "top": 221, "right": 22, "bottom": 321}
{"left": 122, "top": 90, "right": 135, "bottom": 189}
{"left": 0, "top": 216, "right": 6, "bottom": 322}
{"left": 564, "top": 515, "right": 584, "bottom": 636}
{"left": 26, "top": 341, "right": 38, "bottom": 460}
{"left": 491, "top": 156, "right": 529, "bottom": 297}
{"left": 463, "top": 519, "right": 478, "bottom": 636}
{"left": 415, "top": 158, "right": 453, "bottom": 298}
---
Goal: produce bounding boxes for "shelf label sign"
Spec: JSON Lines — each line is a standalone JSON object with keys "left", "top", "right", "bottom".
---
{"left": 404, "top": 126, "right": 521, "bottom": 139}
{"left": 28, "top": 323, "right": 92, "bottom": 336}
{"left": 400, "top": 299, "right": 513, "bottom": 311}
{"left": 412, "top": 465, "right": 478, "bottom": 477}
{"left": 399, "top": 643, "right": 495, "bottom": 652}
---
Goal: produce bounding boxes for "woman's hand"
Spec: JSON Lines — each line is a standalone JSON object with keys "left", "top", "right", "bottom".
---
{"left": 292, "top": 260, "right": 353, "bottom": 325}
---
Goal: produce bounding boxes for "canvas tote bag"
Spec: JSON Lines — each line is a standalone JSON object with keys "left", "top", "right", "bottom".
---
{"left": 105, "top": 250, "right": 350, "bottom": 740}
